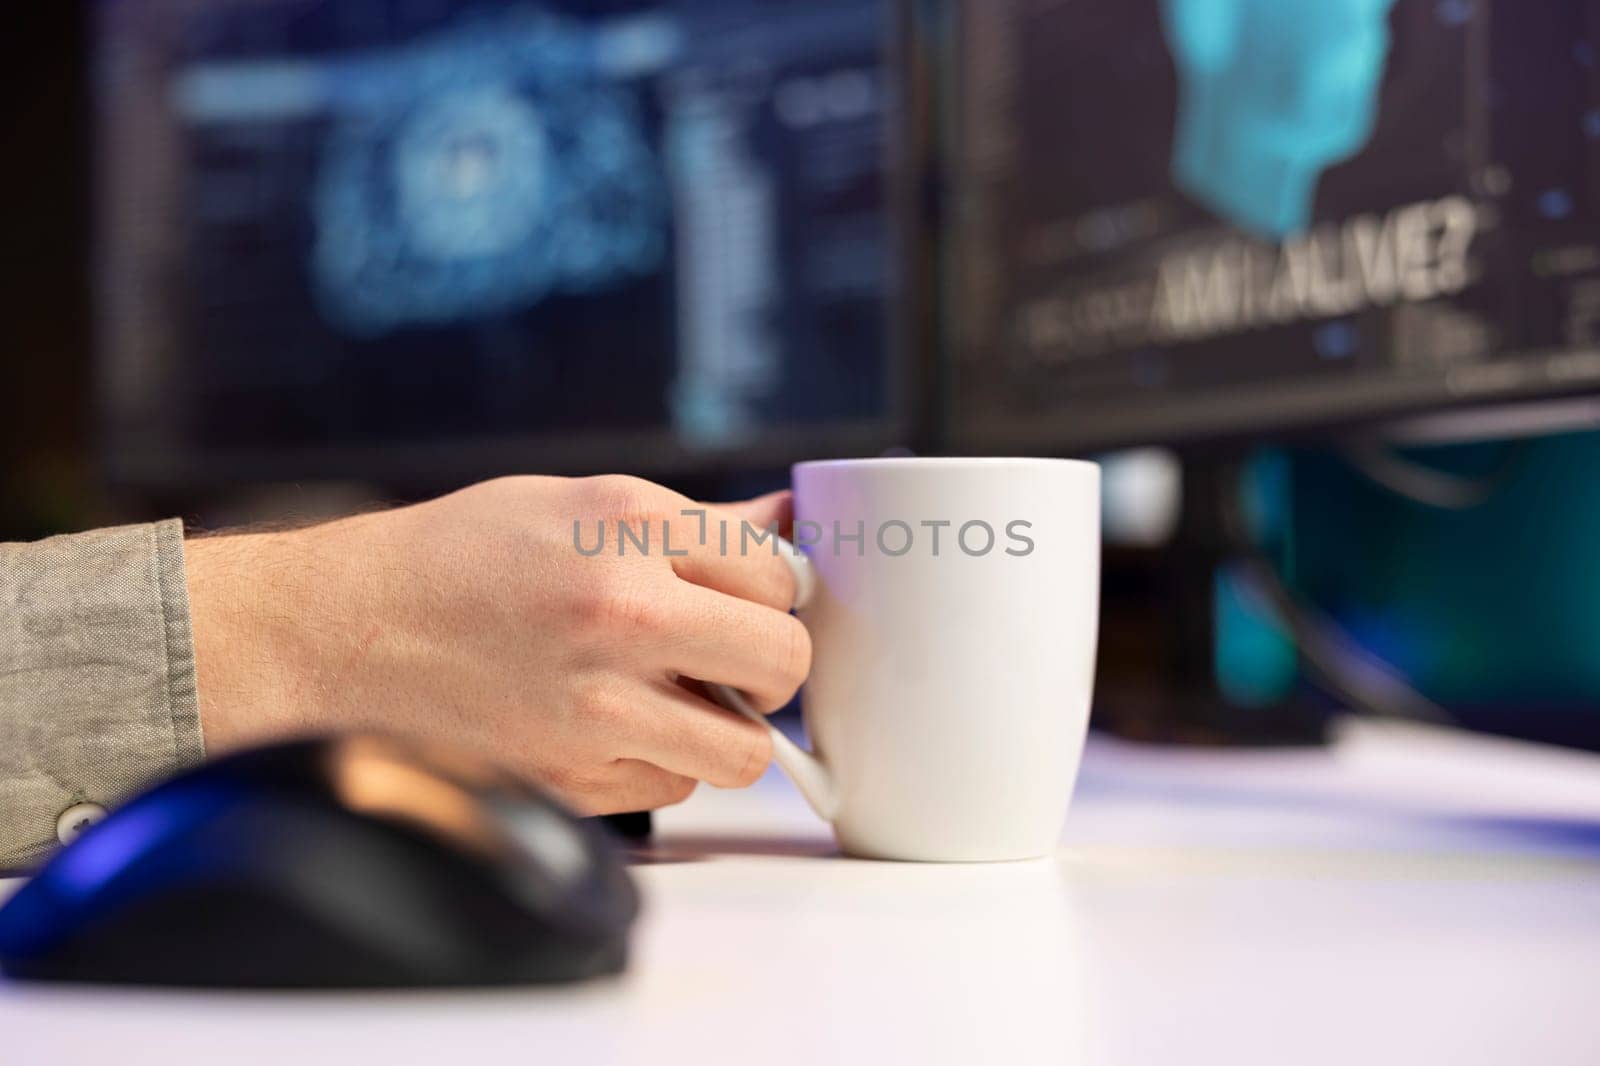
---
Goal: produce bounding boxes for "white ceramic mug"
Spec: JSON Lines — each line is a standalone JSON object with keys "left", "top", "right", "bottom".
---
{"left": 712, "top": 457, "right": 1100, "bottom": 862}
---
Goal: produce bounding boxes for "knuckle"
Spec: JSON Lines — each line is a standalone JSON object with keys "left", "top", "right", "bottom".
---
{"left": 583, "top": 474, "right": 666, "bottom": 522}
{"left": 570, "top": 678, "right": 626, "bottom": 732}
{"left": 573, "top": 568, "right": 667, "bottom": 637}
{"left": 570, "top": 565, "right": 622, "bottom": 626}
{"left": 775, "top": 615, "right": 812, "bottom": 690}
{"left": 665, "top": 775, "right": 698, "bottom": 806}
{"left": 599, "top": 577, "right": 670, "bottom": 636}
{"left": 754, "top": 556, "right": 798, "bottom": 612}
{"left": 732, "top": 726, "right": 773, "bottom": 788}
{"left": 636, "top": 769, "right": 697, "bottom": 810}
{"left": 749, "top": 617, "right": 809, "bottom": 712}
{"left": 539, "top": 761, "right": 601, "bottom": 803}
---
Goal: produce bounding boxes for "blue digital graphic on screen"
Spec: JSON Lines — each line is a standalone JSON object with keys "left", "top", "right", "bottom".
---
{"left": 310, "top": 11, "right": 669, "bottom": 332}
{"left": 177, "top": 9, "right": 673, "bottom": 334}
{"left": 131, "top": 0, "right": 890, "bottom": 459}
{"left": 1160, "top": 0, "right": 1398, "bottom": 237}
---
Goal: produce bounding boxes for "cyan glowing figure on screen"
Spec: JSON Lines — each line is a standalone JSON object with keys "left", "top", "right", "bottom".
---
{"left": 1159, "top": 0, "right": 1398, "bottom": 238}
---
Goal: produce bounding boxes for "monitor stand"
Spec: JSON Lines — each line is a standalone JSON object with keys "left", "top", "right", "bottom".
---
{"left": 1093, "top": 452, "right": 1330, "bottom": 747}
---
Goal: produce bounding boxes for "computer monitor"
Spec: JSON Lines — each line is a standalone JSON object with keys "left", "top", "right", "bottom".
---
{"left": 940, "top": 0, "right": 1600, "bottom": 453}
{"left": 93, "top": 0, "right": 903, "bottom": 491}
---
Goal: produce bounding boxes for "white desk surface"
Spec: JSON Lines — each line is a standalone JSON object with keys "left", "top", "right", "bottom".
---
{"left": 5, "top": 719, "right": 1600, "bottom": 1066}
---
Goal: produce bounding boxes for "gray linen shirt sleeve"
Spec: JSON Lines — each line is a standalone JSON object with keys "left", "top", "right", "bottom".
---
{"left": 1, "top": 519, "right": 206, "bottom": 872}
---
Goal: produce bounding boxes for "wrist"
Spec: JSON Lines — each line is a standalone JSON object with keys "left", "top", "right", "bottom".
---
{"left": 185, "top": 530, "right": 317, "bottom": 754}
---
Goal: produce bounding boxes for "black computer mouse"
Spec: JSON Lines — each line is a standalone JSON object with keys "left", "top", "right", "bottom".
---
{"left": 0, "top": 735, "right": 639, "bottom": 988}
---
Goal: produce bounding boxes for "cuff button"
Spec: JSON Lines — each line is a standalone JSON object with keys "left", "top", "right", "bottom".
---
{"left": 57, "top": 802, "right": 108, "bottom": 845}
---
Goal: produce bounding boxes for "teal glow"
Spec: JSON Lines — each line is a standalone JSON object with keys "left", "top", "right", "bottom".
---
{"left": 1160, "top": 0, "right": 1398, "bottom": 237}
{"left": 1214, "top": 564, "right": 1298, "bottom": 707}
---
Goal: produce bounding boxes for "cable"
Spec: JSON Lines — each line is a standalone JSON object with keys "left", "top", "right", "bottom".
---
{"left": 1341, "top": 439, "right": 1526, "bottom": 510}
{"left": 1229, "top": 555, "right": 1457, "bottom": 726}
{"left": 1218, "top": 459, "right": 1459, "bottom": 726}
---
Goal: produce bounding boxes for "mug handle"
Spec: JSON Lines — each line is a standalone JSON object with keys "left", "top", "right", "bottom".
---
{"left": 702, "top": 538, "right": 840, "bottom": 821}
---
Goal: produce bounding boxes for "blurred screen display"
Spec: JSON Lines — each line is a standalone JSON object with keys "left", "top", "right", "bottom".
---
{"left": 951, "top": 0, "right": 1600, "bottom": 451}
{"left": 95, "top": 0, "right": 896, "bottom": 483}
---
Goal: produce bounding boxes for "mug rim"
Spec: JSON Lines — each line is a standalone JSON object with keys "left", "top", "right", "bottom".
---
{"left": 793, "top": 456, "right": 1099, "bottom": 474}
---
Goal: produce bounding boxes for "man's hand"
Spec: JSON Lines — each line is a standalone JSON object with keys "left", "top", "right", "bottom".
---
{"left": 184, "top": 476, "right": 808, "bottom": 814}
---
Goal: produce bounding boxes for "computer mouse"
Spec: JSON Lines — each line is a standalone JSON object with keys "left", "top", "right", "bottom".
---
{"left": 0, "top": 734, "right": 639, "bottom": 988}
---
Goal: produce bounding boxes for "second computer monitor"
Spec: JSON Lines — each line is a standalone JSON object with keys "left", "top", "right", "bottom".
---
{"left": 943, "top": 0, "right": 1600, "bottom": 453}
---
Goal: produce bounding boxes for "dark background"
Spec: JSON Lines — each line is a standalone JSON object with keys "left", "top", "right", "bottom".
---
{"left": 2, "top": 6, "right": 94, "bottom": 542}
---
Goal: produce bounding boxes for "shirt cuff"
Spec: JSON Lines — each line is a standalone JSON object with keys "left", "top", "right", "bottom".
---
{"left": 0, "top": 519, "right": 206, "bottom": 872}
